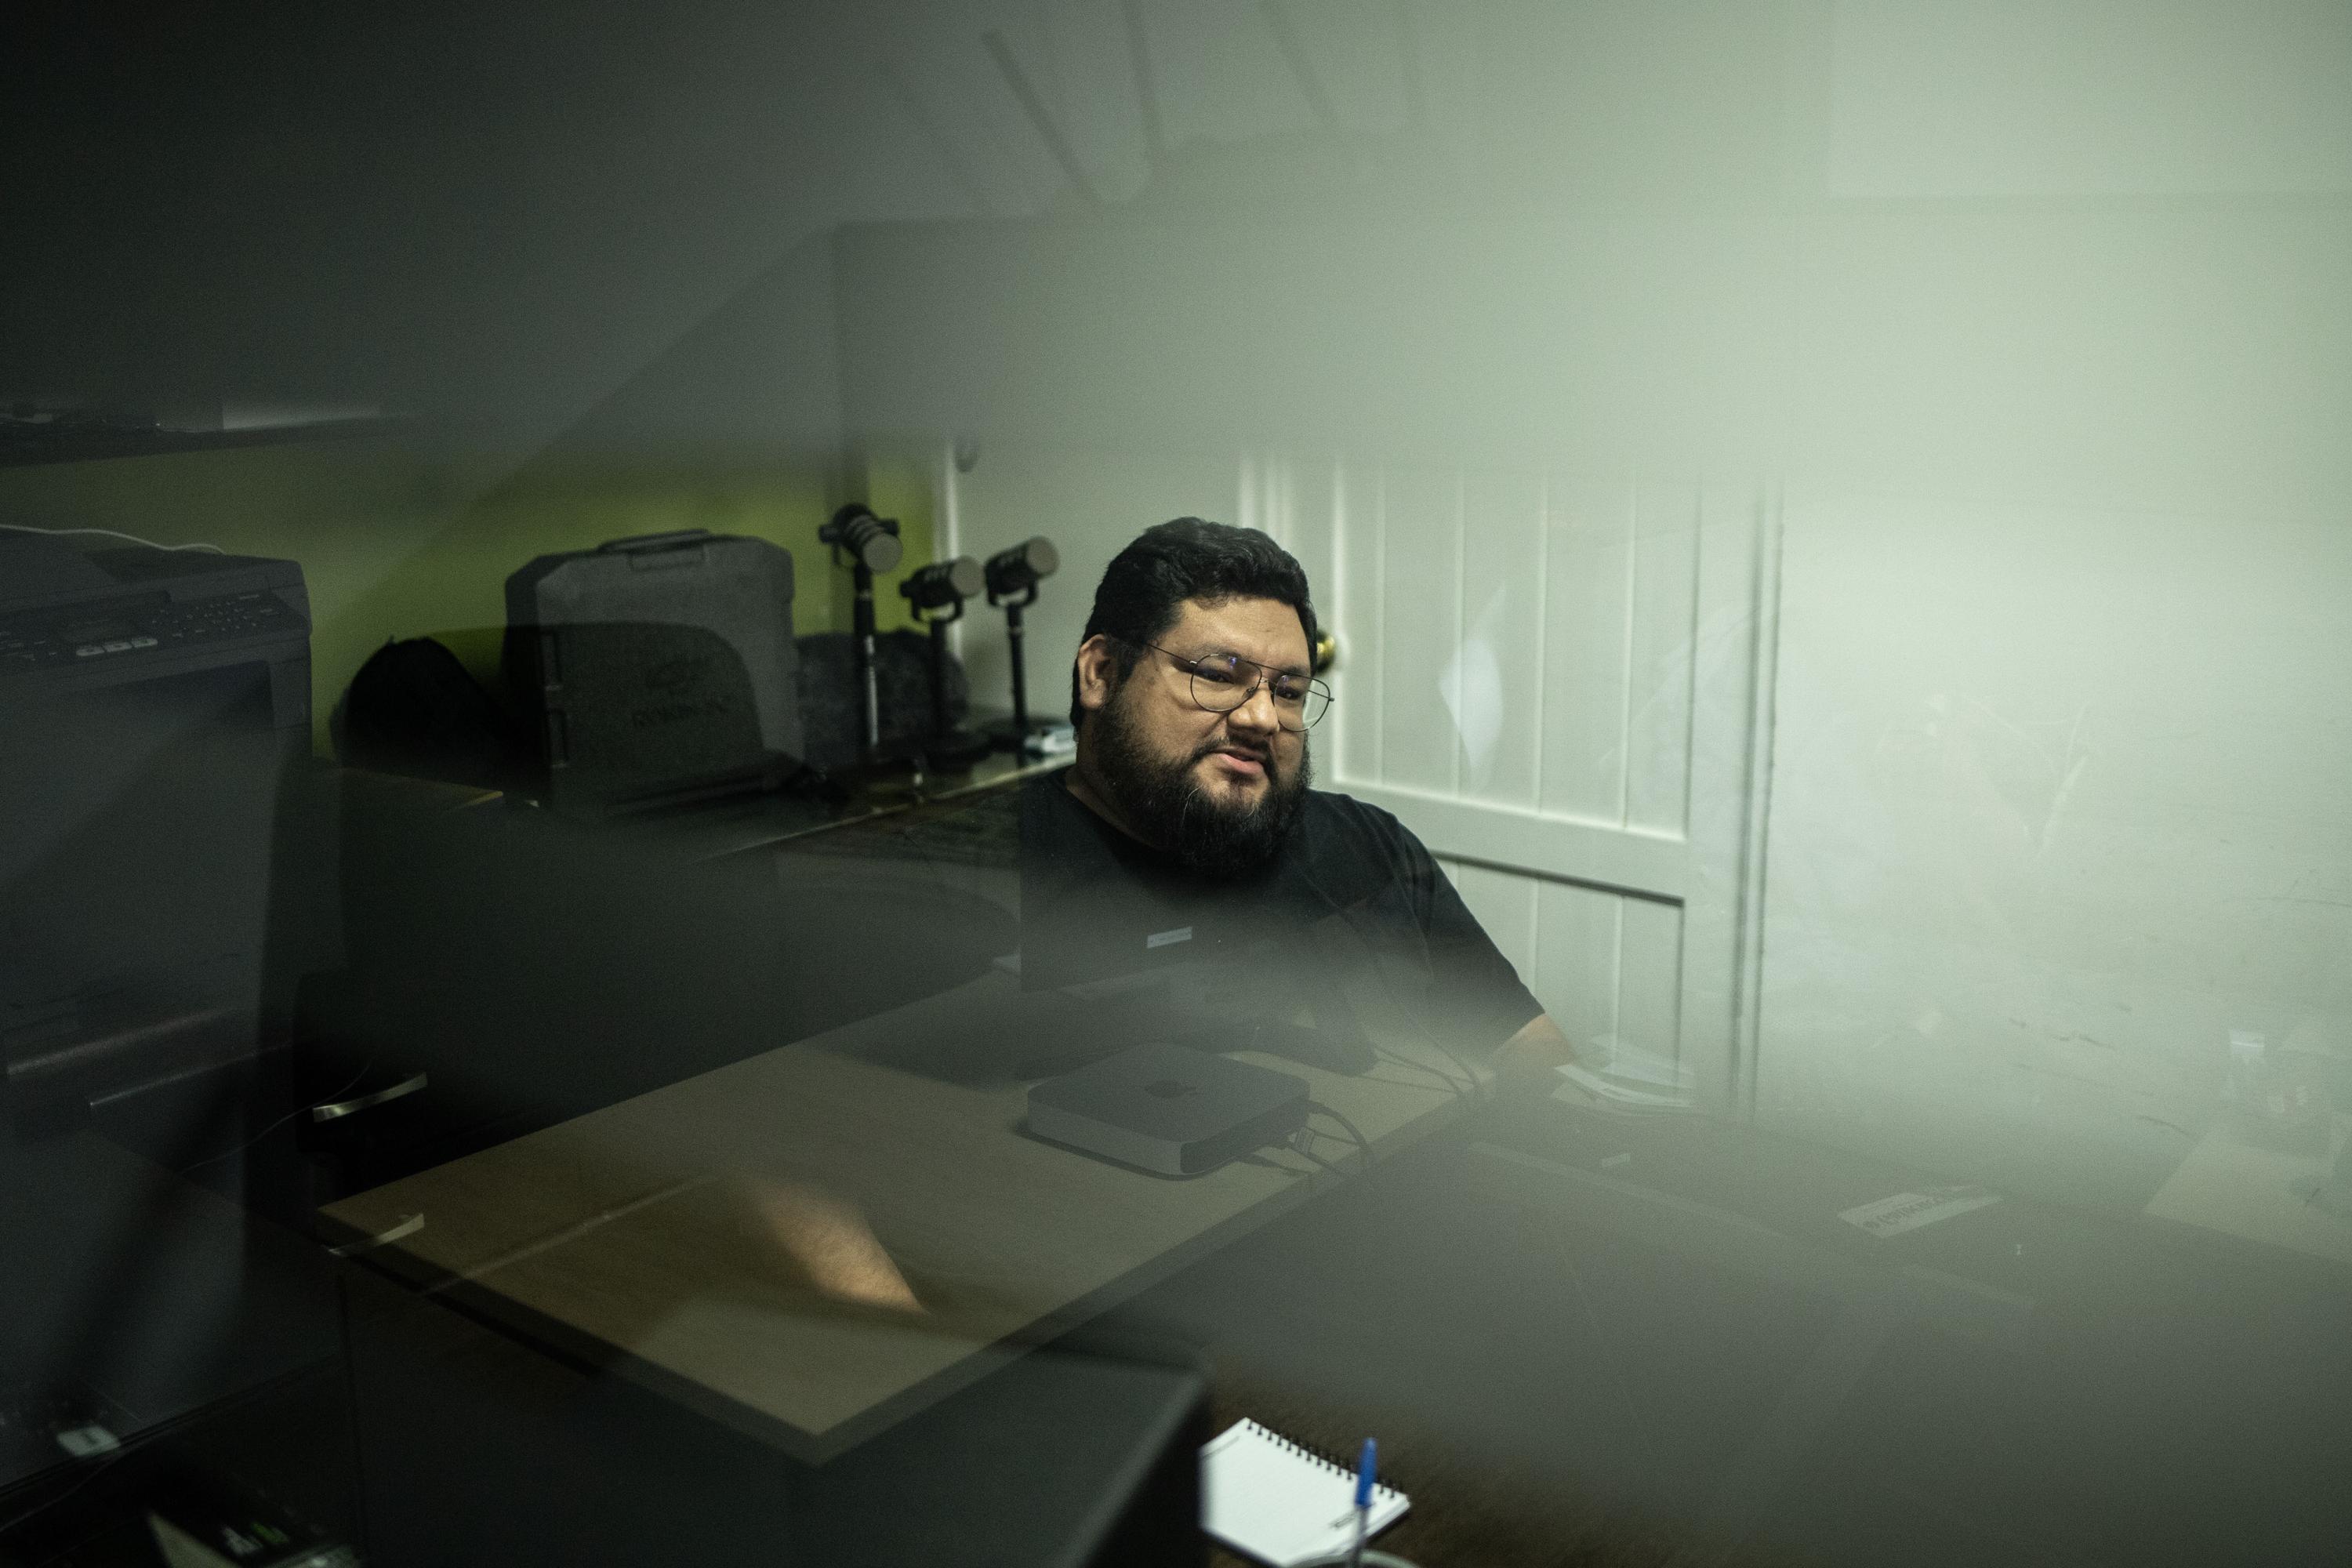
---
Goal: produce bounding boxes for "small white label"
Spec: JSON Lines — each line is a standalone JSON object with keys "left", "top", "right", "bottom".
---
{"left": 1145, "top": 926, "right": 1194, "bottom": 950}
{"left": 1838, "top": 1187, "right": 2001, "bottom": 1240}
{"left": 56, "top": 1425, "right": 120, "bottom": 1457}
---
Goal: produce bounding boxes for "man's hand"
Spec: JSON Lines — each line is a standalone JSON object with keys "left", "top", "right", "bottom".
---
{"left": 1494, "top": 1012, "right": 1582, "bottom": 1094}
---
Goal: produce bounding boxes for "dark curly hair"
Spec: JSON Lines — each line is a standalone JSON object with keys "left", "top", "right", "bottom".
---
{"left": 1069, "top": 517, "right": 1318, "bottom": 730}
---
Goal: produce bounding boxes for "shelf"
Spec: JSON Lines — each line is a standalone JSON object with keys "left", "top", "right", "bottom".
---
{"left": 0, "top": 416, "right": 412, "bottom": 468}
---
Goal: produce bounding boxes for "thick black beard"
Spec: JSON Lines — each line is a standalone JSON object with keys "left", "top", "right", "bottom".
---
{"left": 1086, "top": 688, "right": 1311, "bottom": 881}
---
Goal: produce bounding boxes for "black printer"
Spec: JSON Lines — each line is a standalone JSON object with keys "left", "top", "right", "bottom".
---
{"left": 0, "top": 533, "right": 310, "bottom": 721}
{"left": 2, "top": 532, "right": 314, "bottom": 1128}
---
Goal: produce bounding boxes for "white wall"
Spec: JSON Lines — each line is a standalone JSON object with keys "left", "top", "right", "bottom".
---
{"left": 1762, "top": 487, "right": 2352, "bottom": 1199}
{"left": 1827, "top": 1, "right": 2352, "bottom": 198}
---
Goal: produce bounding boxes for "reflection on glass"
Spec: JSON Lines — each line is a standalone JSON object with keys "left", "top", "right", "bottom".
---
{"left": 9, "top": 7, "right": 2352, "bottom": 1564}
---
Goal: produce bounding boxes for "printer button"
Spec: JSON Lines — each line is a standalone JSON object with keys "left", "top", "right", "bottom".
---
{"left": 77, "top": 645, "right": 105, "bottom": 658}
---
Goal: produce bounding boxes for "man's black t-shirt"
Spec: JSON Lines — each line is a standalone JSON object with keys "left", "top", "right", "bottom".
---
{"left": 1018, "top": 769, "right": 1542, "bottom": 1056}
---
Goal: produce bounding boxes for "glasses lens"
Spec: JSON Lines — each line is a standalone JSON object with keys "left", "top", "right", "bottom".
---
{"left": 1260, "top": 675, "right": 1316, "bottom": 733}
{"left": 1294, "top": 683, "right": 1330, "bottom": 731}
{"left": 1187, "top": 655, "right": 1248, "bottom": 712}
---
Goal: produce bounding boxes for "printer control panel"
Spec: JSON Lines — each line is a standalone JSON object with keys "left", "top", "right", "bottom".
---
{"left": 0, "top": 590, "right": 298, "bottom": 673}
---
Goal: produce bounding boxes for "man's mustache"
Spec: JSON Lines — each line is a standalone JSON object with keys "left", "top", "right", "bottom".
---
{"left": 1192, "top": 736, "right": 1275, "bottom": 767}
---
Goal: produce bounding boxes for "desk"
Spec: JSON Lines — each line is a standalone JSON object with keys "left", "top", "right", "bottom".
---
{"left": 604, "top": 748, "right": 1065, "bottom": 866}
{"left": 318, "top": 971, "right": 1488, "bottom": 1458}
{"left": 1051, "top": 1091, "right": 2352, "bottom": 1568}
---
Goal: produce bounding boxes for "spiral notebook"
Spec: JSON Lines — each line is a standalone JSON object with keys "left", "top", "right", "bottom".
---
{"left": 1201, "top": 1418, "right": 1410, "bottom": 1566}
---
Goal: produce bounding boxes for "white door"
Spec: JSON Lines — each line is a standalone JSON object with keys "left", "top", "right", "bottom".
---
{"left": 1247, "top": 456, "right": 1782, "bottom": 1115}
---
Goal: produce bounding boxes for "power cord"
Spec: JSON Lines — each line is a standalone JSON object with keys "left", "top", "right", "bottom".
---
{"left": 0, "top": 523, "right": 225, "bottom": 554}
{"left": 1308, "top": 1101, "right": 1372, "bottom": 1164}
{"left": 1373, "top": 1044, "right": 1472, "bottom": 1102}
{"left": 1343, "top": 929, "right": 1490, "bottom": 1093}
{"left": 1290, "top": 1100, "right": 1373, "bottom": 1174}
{"left": 1287, "top": 1141, "right": 1352, "bottom": 1181}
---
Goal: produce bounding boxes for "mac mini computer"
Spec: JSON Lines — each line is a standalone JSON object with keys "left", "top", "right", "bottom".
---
{"left": 1026, "top": 1042, "right": 1310, "bottom": 1177}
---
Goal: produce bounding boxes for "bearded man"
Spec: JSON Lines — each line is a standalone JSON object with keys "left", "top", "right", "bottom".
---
{"left": 1019, "top": 517, "right": 1575, "bottom": 1082}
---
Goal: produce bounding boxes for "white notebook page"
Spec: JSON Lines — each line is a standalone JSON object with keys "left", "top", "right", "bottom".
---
{"left": 1201, "top": 1418, "right": 1410, "bottom": 1566}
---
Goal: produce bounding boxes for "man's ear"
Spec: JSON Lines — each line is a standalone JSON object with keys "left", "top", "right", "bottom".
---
{"left": 1073, "top": 634, "right": 1120, "bottom": 715}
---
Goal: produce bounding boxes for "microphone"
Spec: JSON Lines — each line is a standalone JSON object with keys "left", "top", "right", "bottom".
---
{"left": 822, "top": 504, "right": 902, "bottom": 575}
{"left": 899, "top": 555, "right": 985, "bottom": 615}
{"left": 984, "top": 537, "right": 1058, "bottom": 603}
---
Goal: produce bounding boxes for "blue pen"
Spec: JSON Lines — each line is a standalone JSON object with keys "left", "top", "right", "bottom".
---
{"left": 1348, "top": 1438, "right": 1376, "bottom": 1568}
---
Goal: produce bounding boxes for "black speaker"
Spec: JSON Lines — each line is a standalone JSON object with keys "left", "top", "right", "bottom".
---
{"left": 503, "top": 530, "right": 803, "bottom": 818}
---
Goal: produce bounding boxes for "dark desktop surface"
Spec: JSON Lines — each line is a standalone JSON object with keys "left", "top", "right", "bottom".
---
{"left": 339, "top": 1260, "right": 1209, "bottom": 1568}
{"left": 1091, "top": 1097, "right": 2352, "bottom": 1568}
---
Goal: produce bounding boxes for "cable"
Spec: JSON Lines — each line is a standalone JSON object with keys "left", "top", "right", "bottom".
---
{"left": 1303, "top": 1099, "right": 1373, "bottom": 1172}
{"left": 1289, "top": 1142, "right": 1351, "bottom": 1181}
{"left": 1357, "top": 1063, "right": 1463, "bottom": 1097}
{"left": 1342, "top": 926, "right": 1492, "bottom": 1093}
{"left": 1372, "top": 1044, "right": 1461, "bottom": 1087}
{"left": 1373, "top": 1044, "right": 1470, "bottom": 1102}
{"left": 0, "top": 523, "right": 224, "bottom": 554}
{"left": 1412, "top": 1029, "right": 1487, "bottom": 1098}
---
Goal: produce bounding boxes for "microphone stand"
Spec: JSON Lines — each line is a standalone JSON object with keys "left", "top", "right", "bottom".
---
{"left": 820, "top": 505, "right": 902, "bottom": 766}
{"left": 989, "top": 580, "right": 1041, "bottom": 753}
{"left": 915, "top": 598, "right": 992, "bottom": 770}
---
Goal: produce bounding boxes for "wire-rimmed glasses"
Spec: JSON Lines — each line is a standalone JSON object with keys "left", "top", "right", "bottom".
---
{"left": 1132, "top": 640, "right": 1333, "bottom": 732}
